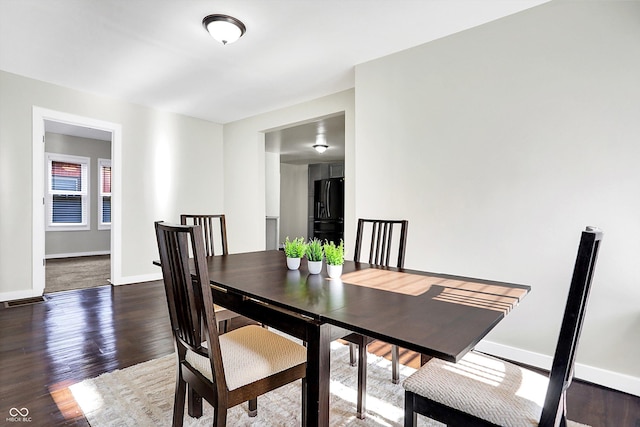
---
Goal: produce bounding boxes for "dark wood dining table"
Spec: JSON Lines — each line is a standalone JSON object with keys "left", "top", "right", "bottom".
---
{"left": 198, "top": 249, "right": 530, "bottom": 427}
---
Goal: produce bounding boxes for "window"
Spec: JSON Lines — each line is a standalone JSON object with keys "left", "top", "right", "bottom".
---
{"left": 98, "top": 158, "right": 111, "bottom": 229}
{"left": 46, "top": 153, "right": 90, "bottom": 231}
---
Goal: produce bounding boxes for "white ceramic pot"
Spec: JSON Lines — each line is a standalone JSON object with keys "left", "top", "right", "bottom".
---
{"left": 327, "top": 264, "right": 343, "bottom": 279}
{"left": 307, "top": 260, "right": 323, "bottom": 275}
{"left": 286, "top": 257, "right": 301, "bottom": 270}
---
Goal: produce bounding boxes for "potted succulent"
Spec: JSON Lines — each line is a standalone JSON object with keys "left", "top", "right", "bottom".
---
{"left": 305, "top": 238, "right": 324, "bottom": 274}
{"left": 323, "top": 239, "right": 344, "bottom": 278}
{"left": 283, "top": 237, "right": 307, "bottom": 270}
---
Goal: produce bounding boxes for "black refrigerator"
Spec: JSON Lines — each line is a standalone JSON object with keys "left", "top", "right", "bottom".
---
{"left": 313, "top": 178, "right": 344, "bottom": 244}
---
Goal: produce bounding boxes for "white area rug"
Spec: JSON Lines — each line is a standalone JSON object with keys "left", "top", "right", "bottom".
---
{"left": 70, "top": 341, "right": 444, "bottom": 426}
{"left": 69, "top": 341, "right": 590, "bottom": 426}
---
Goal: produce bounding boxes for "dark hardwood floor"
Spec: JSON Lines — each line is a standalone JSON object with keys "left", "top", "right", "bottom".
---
{"left": 0, "top": 281, "right": 638, "bottom": 426}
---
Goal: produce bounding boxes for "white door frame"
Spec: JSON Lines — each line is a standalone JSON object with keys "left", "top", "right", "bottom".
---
{"left": 32, "top": 107, "right": 122, "bottom": 296}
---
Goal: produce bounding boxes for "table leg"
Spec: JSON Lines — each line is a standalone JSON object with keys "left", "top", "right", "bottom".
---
{"left": 303, "top": 322, "right": 332, "bottom": 427}
{"left": 356, "top": 335, "right": 367, "bottom": 419}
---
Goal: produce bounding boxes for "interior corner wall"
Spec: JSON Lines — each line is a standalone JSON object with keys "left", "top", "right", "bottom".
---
{"left": 222, "top": 89, "right": 355, "bottom": 254}
{"left": 265, "top": 152, "right": 280, "bottom": 218}
{"left": 279, "top": 163, "right": 309, "bottom": 242}
{"left": 354, "top": 1, "right": 640, "bottom": 393}
{"left": 0, "top": 70, "right": 223, "bottom": 298}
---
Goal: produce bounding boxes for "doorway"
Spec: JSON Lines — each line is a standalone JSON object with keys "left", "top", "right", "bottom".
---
{"left": 264, "top": 113, "right": 345, "bottom": 246}
{"left": 32, "top": 107, "right": 122, "bottom": 297}
{"left": 43, "top": 124, "right": 112, "bottom": 293}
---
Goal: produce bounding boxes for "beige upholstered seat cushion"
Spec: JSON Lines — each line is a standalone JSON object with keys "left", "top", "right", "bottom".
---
{"left": 403, "top": 351, "right": 585, "bottom": 427}
{"left": 185, "top": 325, "right": 306, "bottom": 391}
{"left": 213, "top": 304, "right": 237, "bottom": 323}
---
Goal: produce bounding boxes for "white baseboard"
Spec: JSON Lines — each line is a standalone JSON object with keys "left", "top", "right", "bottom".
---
{"left": 475, "top": 340, "right": 640, "bottom": 397}
{"left": 0, "top": 289, "right": 42, "bottom": 303}
{"left": 45, "top": 250, "right": 111, "bottom": 259}
{"left": 0, "top": 272, "right": 160, "bottom": 300}
{"left": 112, "top": 272, "right": 162, "bottom": 286}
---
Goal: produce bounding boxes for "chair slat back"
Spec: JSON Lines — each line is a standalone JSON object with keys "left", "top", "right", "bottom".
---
{"left": 180, "top": 214, "right": 229, "bottom": 256}
{"left": 155, "top": 222, "right": 202, "bottom": 350}
{"left": 539, "top": 226, "right": 603, "bottom": 427}
{"left": 155, "top": 221, "right": 228, "bottom": 393}
{"left": 354, "top": 218, "right": 408, "bottom": 268}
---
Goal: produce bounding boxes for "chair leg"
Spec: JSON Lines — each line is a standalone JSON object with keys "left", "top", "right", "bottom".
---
{"left": 173, "top": 374, "right": 186, "bottom": 427}
{"left": 219, "top": 319, "right": 229, "bottom": 334}
{"left": 356, "top": 339, "right": 367, "bottom": 419}
{"left": 420, "top": 353, "right": 430, "bottom": 366}
{"left": 187, "top": 384, "right": 203, "bottom": 418}
{"left": 404, "top": 390, "right": 417, "bottom": 427}
{"left": 301, "top": 377, "right": 307, "bottom": 426}
{"left": 248, "top": 398, "right": 257, "bottom": 417}
{"left": 349, "top": 342, "right": 357, "bottom": 367}
{"left": 213, "top": 405, "right": 227, "bottom": 427}
{"left": 391, "top": 344, "right": 400, "bottom": 384}
{"left": 558, "top": 393, "right": 568, "bottom": 427}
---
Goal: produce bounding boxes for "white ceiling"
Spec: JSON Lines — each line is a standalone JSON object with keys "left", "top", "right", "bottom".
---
{"left": 0, "top": 0, "right": 548, "bottom": 126}
{"left": 266, "top": 113, "right": 345, "bottom": 165}
{"left": 44, "top": 120, "right": 113, "bottom": 142}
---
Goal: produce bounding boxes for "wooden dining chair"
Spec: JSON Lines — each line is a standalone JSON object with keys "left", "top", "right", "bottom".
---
{"left": 343, "top": 218, "right": 408, "bottom": 419}
{"left": 180, "top": 214, "right": 237, "bottom": 333}
{"left": 180, "top": 214, "right": 228, "bottom": 256}
{"left": 155, "top": 221, "right": 307, "bottom": 427}
{"left": 403, "top": 226, "right": 603, "bottom": 427}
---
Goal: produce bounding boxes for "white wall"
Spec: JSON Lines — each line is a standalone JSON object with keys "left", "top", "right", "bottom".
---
{"left": 265, "top": 152, "right": 280, "bottom": 217}
{"left": 280, "top": 163, "right": 308, "bottom": 242}
{"left": 223, "top": 89, "right": 355, "bottom": 254}
{"left": 355, "top": 1, "right": 640, "bottom": 394}
{"left": 0, "top": 70, "right": 223, "bottom": 298}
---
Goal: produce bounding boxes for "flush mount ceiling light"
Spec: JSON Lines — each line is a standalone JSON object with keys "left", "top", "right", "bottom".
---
{"left": 202, "top": 14, "right": 246, "bottom": 45}
{"left": 313, "top": 134, "right": 328, "bottom": 154}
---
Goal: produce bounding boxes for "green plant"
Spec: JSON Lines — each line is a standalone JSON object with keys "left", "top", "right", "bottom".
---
{"left": 283, "top": 237, "right": 307, "bottom": 258}
{"left": 323, "top": 239, "right": 344, "bottom": 266}
{"left": 305, "top": 238, "right": 324, "bottom": 262}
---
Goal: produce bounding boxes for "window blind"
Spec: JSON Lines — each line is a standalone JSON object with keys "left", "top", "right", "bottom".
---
{"left": 99, "top": 161, "right": 112, "bottom": 225}
{"left": 46, "top": 155, "right": 89, "bottom": 229}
